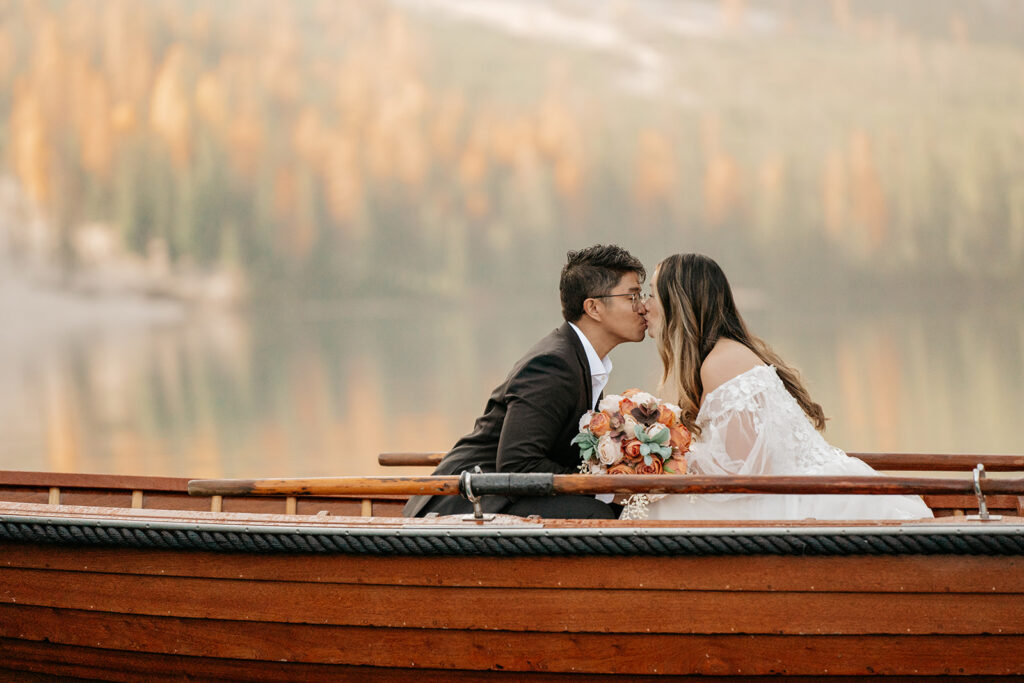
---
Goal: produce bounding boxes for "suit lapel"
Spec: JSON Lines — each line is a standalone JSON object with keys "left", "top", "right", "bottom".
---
{"left": 559, "top": 322, "right": 594, "bottom": 414}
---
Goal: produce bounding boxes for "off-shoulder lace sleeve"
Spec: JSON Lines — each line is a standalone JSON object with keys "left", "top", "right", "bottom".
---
{"left": 687, "top": 365, "right": 838, "bottom": 478}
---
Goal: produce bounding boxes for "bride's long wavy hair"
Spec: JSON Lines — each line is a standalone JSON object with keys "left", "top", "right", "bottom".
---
{"left": 655, "top": 253, "right": 826, "bottom": 436}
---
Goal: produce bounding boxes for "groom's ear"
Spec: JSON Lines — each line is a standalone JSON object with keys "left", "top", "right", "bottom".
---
{"left": 582, "top": 298, "right": 602, "bottom": 322}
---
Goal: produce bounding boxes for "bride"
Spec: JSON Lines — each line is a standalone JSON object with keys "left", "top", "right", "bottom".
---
{"left": 636, "top": 253, "right": 933, "bottom": 521}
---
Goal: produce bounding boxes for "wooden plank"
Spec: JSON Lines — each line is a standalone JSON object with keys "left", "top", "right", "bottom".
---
{"left": 131, "top": 490, "right": 144, "bottom": 509}
{"left": 4, "top": 543, "right": 1022, "bottom": 594}
{"left": 0, "top": 637, "right": 675, "bottom": 683}
{"left": 924, "top": 494, "right": 1021, "bottom": 509}
{"left": 60, "top": 489, "right": 132, "bottom": 509}
{"left": 3, "top": 566, "right": 1021, "bottom": 634}
{"left": 47, "top": 487, "right": 59, "bottom": 505}
{"left": 2, "top": 604, "right": 1022, "bottom": 675}
{"left": 0, "top": 487, "right": 47, "bottom": 504}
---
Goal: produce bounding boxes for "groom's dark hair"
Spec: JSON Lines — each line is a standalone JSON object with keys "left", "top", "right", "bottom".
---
{"left": 560, "top": 245, "right": 646, "bottom": 322}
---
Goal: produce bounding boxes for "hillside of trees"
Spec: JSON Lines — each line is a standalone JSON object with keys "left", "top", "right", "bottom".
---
{"left": 2, "top": 0, "right": 1023, "bottom": 302}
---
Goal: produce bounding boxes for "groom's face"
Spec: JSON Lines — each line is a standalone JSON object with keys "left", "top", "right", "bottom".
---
{"left": 596, "top": 272, "right": 648, "bottom": 344}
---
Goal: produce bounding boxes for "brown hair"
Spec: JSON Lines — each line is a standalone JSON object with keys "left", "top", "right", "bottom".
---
{"left": 654, "top": 253, "right": 826, "bottom": 436}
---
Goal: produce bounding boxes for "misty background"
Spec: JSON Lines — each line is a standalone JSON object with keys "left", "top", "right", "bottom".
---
{"left": 1, "top": 0, "right": 1022, "bottom": 478}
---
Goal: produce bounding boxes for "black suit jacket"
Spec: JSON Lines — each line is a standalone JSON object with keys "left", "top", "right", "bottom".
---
{"left": 403, "top": 322, "right": 594, "bottom": 517}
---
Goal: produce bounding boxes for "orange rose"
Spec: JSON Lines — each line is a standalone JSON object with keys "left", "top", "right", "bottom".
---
{"left": 608, "top": 463, "right": 635, "bottom": 475}
{"left": 636, "top": 457, "right": 664, "bottom": 475}
{"left": 621, "top": 388, "right": 641, "bottom": 398}
{"left": 657, "top": 405, "right": 678, "bottom": 428}
{"left": 670, "top": 425, "right": 691, "bottom": 452}
{"left": 619, "top": 398, "right": 636, "bottom": 418}
{"left": 588, "top": 411, "right": 611, "bottom": 436}
{"left": 621, "top": 438, "right": 643, "bottom": 463}
{"left": 664, "top": 455, "right": 687, "bottom": 474}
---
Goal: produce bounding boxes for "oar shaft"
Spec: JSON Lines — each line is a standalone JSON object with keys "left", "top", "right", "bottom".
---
{"left": 187, "top": 473, "right": 1024, "bottom": 498}
{"left": 377, "top": 451, "right": 1024, "bottom": 471}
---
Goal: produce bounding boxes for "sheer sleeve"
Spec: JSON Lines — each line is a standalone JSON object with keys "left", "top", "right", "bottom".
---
{"left": 688, "top": 380, "right": 779, "bottom": 477}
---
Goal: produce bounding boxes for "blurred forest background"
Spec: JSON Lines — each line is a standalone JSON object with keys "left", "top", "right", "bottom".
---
{"left": 1, "top": 0, "right": 1022, "bottom": 477}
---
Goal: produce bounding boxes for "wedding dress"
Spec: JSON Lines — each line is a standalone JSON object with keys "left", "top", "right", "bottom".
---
{"left": 641, "top": 365, "right": 934, "bottom": 521}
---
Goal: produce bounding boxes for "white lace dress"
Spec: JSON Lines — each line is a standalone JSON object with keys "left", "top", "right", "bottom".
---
{"left": 641, "top": 365, "right": 934, "bottom": 521}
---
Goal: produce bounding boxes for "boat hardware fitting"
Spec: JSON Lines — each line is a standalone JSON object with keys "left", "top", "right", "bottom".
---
{"left": 968, "top": 464, "right": 1001, "bottom": 521}
{"left": 460, "top": 468, "right": 493, "bottom": 522}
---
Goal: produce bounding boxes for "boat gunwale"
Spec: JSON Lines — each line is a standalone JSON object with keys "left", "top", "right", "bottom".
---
{"left": 4, "top": 499, "right": 1021, "bottom": 529}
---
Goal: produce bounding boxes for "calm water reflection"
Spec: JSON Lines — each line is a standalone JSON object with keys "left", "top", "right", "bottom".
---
{"left": 2, "top": 298, "right": 1022, "bottom": 478}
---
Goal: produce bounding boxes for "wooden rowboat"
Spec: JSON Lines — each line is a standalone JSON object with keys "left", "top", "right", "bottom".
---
{"left": 3, "top": 454, "right": 1024, "bottom": 680}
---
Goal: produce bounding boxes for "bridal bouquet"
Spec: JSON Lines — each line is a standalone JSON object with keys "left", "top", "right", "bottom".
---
{"left": 571, "top": 389, "right": 691, "bottom": 475}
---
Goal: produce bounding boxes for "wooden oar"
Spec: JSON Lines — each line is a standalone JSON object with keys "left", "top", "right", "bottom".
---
{"left": 188, "top": 473, "right": 1024, "bottom": 498}
{"left": 378, "top": 451, "right": 1024, "bottom": 471}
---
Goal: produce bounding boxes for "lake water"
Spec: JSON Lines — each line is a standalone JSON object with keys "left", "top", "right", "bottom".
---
{"left": 2, "top": 291, "right": 1021, "bottom": 479}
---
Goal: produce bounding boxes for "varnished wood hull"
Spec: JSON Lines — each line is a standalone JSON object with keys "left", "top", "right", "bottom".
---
{"left": 2, "top": 471, "right": 1024, "bottom": 679}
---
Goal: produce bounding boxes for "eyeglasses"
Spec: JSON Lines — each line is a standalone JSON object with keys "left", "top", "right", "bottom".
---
{"left": 591, "top": 291, "right": 651, "bottom": 310}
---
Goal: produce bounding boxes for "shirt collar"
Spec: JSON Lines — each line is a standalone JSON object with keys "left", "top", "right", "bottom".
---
{"left": 568, "top": 322, "right": 613, "bottom": 379}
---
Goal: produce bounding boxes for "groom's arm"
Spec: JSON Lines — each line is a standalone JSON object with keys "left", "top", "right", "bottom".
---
{"left": 496, "top": 353, "right": 580, "bottom": 474}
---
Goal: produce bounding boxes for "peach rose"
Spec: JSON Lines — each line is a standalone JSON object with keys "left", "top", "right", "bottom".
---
{"left": 636, "top": 457, "right": 664, "bottom": 475}
{"left": 664, "top": 455, "right": 687, "bottom": 474}
{"left": 608, "top": 463, "right": 635, "bottom": 475}
{"left": 656, "top": 404, "right": 678, "bottom": 428}
{"left": 669, "top": 425, "right": 692, "bottom": 452}
{"left": 621, "top": 388, "right": 641, "bottom": 398}
{"left": 588, "top": 411, "right": 611, "bottom": 436}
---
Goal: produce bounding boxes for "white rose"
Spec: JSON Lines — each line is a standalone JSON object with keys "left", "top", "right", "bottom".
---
{"left": 622, "top": 415, "right": 641, "bottom": 439}
{"left": 631, "top": 392, "right": 659, "bottom": 411}
{"left": 645, "top": 423, "right": 670, "bottom": 441}
{"left": 578, "top": 411, "right": 596, "bottom": 431}
{"left": 598, "top": 395, "right": 622, "bottom": 414}
{"left": 597, "top": 434, "right": 623, "bottom": 465}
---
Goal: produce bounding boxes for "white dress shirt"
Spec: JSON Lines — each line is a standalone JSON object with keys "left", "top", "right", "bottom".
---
{"left": 568, "top": 322, "right": 612, "bottom": 409}
{"left": 568, "top": 322, "right": 616, "bottom": 505}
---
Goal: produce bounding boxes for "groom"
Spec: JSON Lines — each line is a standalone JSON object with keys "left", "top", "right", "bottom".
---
{"left": 404, "top": 244, "right": 648, "bottom": 519}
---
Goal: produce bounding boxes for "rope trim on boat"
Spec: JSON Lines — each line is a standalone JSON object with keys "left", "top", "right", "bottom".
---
{"left": 2, "top": 516, "right": 1023, "bottom": 556}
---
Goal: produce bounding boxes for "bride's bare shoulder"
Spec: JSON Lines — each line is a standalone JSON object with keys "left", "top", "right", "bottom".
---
{"left": 700, "top": 339, "right": 764, "bottom": 397}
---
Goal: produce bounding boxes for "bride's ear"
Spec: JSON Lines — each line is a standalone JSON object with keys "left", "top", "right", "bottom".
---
{"left": 583, "top": 298, "right": 602, "bottom": 321}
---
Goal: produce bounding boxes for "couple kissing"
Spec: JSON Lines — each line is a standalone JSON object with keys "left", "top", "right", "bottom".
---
{"left": 404, "top": 245, "right": 932, "bottom": 522}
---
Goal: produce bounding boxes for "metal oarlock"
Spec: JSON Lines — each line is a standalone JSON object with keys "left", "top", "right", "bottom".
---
{"left": 460, "top": 467, "right": 493, "bottom": 522}
{"left": 967, "top": 463, "right": 1001, "bottom": 521}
